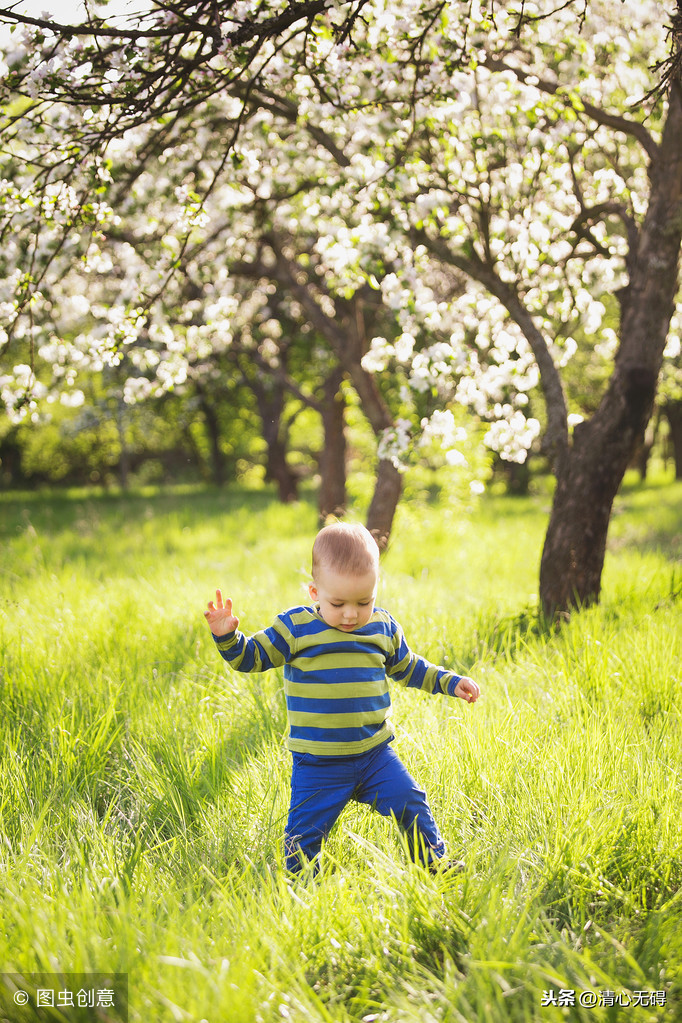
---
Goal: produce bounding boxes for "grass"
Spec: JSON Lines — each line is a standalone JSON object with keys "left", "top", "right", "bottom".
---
{"left": 0, "top": 474, "right": 680, "bottom": 1022}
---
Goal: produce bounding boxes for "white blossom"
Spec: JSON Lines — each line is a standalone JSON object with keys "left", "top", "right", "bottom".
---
{"left": 377, "top": 419, "right": 412, "bottom": 470}
{"left": 484, "top": 412, "right": 541, "bottom": 463}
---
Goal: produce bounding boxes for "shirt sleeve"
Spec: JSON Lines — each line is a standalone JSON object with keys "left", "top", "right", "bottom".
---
{"left": 385, "top": 616, "right": 463, "bottom": 697}
{"left": 212, "top": 613, "right": 294, "bottom": 673}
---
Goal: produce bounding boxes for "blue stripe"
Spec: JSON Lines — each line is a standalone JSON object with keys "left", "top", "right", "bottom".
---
{"left": 361, "top": 617, "right": 394, "bottom": 637}
{"left": 296, "top": 640, "right": 385, "bottom": 660}
{"left": 392, "top": 662, "right": 427, "bottom": 685}
{"left": 285, "top": 665, "right": 384, "bottom": 685}
{"left": 295, "top": 642, "right": 355, "bottom": 659}
{"left": 280, "top": 617, "right": 327, "bottom": 634}
{"left": 404, "top": 667, "right": 438, "bottom": 689}
{"left": 281, "top": 611, "right": 329, "bottom": 636}
{"left": 281, "top": 608, "right": 394, "bottom": 641}
{"left": 269, "top": 629, "right": 292, "bottom": 658}
{"left": 286, "top": 692, "right": 391, "bottom": 715}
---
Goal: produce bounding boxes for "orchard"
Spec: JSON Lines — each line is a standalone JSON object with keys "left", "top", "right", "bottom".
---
{"left": 1, "top": 0, "right": 681, "bottom": 614}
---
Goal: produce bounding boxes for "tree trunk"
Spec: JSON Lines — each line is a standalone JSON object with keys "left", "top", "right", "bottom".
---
{"left": 540, "top": 404, "right": 652, "bottom": 615}
{"left": 318, "top": 367, "right": 347, "bottom": 522}
{"left": 631, "top": 421, "right": 655, "bottom": 481}
{"left": 343, "top": 297, "right": 403, "bottom": 549}
{"left": 266, "top": 247, "right": 404, "bottom": 546}
{"left": 540, "top": 72, "right": 682, "bottom": 617}
{"left": 262, "top": 420, "right": 299, "bottom": 502}
{"left": 197, "top": 393, "right": 227, "bottom": 486}
{"left": 115, "top": 397, "right": 130, "bottom": 490}
{"left": 0, "top": 428, "right": 26, "bottom": 486}
{"left": 245, "top": 355, "right": 300, "bottom": 503}
{"left": 663, "top": 400, "right": 682, "bottom": 478}
{"left": 501, "top": 457, "right": 531, "bottom": 495}
{"left": 366, "top": 458, "right": 403, "bottom": 549}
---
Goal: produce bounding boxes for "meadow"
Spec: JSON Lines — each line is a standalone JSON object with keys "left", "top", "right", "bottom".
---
{"left": 0, "top": 474, "right": 680, "bottom": 1023}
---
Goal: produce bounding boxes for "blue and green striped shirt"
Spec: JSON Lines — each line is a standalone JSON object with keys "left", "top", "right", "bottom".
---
{"left": 213, "top": 606, "right": 463, "bottom": 756}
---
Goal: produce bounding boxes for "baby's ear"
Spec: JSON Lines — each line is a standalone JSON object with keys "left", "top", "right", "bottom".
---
{"left": 308, "top": 582, "right": 318, "bottom": 602}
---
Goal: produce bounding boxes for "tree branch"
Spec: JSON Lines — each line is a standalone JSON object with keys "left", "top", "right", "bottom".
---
{"left": 416, "top": 228, "right": 570, "bottom": 472}
{"left": 570, "top": 200, "right": 640, "bottom": 261}
{"left": 483, "top": 55, "right": 660, "bottom": 166}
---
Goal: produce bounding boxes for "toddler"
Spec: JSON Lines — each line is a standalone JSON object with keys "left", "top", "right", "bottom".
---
{"left": 204, "top": 521, "right": 480, "bottom": 873}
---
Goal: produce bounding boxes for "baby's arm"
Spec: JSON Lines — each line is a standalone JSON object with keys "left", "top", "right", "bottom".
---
{"left": 205, "top": 588, "right": 239, "bottom": 636}
{"left": 386, "top": 616, "right": 481, "bottom": 703}
{"left": 204, "top": 590, "right": 292, "bottom": 673}
{"left": 453, "top": 676, "right": 480, "bottom": 704}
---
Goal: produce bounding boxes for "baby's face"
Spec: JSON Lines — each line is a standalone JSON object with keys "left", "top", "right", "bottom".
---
{"left": 309, "top": 564, "right": 378, "bottom": 632}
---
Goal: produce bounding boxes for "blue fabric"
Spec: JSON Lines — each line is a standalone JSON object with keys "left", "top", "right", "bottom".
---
{"left": 284, "top": 740, "right": 446, "bottom": 872}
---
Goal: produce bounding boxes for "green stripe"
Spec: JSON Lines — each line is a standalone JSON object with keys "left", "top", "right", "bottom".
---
{"left": 276, "top": 618, "right": 296, "bottom": 647}
{"left": 391, "top": 653, "right": 441, "bottom": 693}
{"left": 285, "top": 680, "right": 388, "bottom": 700}
{"left": 293, "top": 652, "right": 386, "bottom": 674}
{"left": 289, "top": 608, "right": 318, "bottom": 627}
{"left": 288, "top": 724, "right": 394, "bottom": 756}
{"left": 302, "top": 628, "right": 393, "bottom": 656}
{"left": 216, "top": 637, "right": 238, "bottom": 652}
{"left": 288, "top": 708, "right": 390, "bottom": 728}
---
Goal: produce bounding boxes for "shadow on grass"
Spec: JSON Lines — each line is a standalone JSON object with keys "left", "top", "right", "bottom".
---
{"left": 609, "top": 526, "right": 682, "bottom": 561}
{"left": 608, "top": 477, "right": 682, "bottom": 561}
{"left": 455, "top": 604, "right": 552, "bottom": 667}
{"left": 0, "top": 484, "right": 316, "bottom": 543}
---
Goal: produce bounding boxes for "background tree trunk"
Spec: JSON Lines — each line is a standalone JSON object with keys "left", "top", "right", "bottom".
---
{"left": 630, "top": 417, "right": 656, "bottom": 481}
{"left": 540, "top": 392, "right": 656, "bottom": 614}
{"left": 261, "top": 419, "right": 298, "bottom": 502}
{"left": 540, "top": 72, "right": 682, "bottom": 617}
{"left": 267, "top": 247, "right": 404, "bottom": 547}
{"left": 318, "top": 367, "right": 347, "bottom": 522}
{"left": 197, "top": 392, "right": 227, "bottom": 486}
{"left": 115, "top": 397, "right": 130, "bottom": 490}
{"left": 366, "top": 459, "right": 403, "bottom": 549}
{"left": 251, "top": 383, "right": 299, "bottom": 503}
{"left": 662, "top": 400, "right": 682, "bottom": 478}
{"left": 342, "top": 295, "right": 403, "bottom": 549}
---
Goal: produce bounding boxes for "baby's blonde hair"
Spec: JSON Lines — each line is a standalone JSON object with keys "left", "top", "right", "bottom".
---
{"left": 312, "top": 522, "right": 379, "bottom": 578}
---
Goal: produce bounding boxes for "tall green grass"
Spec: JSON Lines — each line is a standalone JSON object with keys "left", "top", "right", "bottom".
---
{"left": 0, "top": 476, "right": 680, "bottom": 1021}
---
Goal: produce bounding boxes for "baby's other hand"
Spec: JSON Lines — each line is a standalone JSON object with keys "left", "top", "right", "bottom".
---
{"left": 205, "top": 589, "right": 240, "bottom": 636}
{"left": 454, "top": 676, "right": 480, "bottom": 703}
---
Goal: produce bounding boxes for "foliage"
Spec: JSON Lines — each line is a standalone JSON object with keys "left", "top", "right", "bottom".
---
{"left": 2, "top": 0, "right": 682, "bottom": 613}
{"left": 0, "top": 0, "right": 678, "bottom": 471}
{"left": 0, "top": 478, "right": 680, "bottom": 1021}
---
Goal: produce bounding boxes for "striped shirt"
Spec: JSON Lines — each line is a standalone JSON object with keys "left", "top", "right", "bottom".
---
{"left": 213, "top": 605, "right": 463, "bottom": 756}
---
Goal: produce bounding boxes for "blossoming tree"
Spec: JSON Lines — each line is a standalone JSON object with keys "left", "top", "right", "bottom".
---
{"left": 336, "top": 0, "right": 682, "bottom": 615}
{"left": 1, "top": 0, "right": 681, "bottom": 614}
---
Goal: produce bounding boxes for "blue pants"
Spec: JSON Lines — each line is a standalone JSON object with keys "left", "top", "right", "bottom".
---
{"left": 285, "top": 741, "right": 446, "bottom": 872}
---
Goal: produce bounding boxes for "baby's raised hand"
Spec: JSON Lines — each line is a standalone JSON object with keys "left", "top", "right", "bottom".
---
{"left": 454, "top": 676, "right": 480, "bottom": 704}
{"left": 205, "top": 589, "right": 240, "bottom": 636}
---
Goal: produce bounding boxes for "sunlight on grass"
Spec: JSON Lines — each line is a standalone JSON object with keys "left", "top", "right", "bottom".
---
{"left": 0, "top": 480, "right": 680, "bottom": 1021}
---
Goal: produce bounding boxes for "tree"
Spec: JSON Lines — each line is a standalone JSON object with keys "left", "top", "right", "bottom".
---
{"left": 0, "top": 67, "right": 414, "bottom": 540}
{"left": 2, "top": 0, "right": 680, "bottom": 614}
{"left": 0, "top": 0, "right": 478, "bottom": 542}
{"left": 654, "top": 304, "right": 682, "bottom": 478}
{"left": 493, "top": 2, "right": 682, "bottom": 614}
{"left": 284, "top": 0, "right": 682, "bottom": 614}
